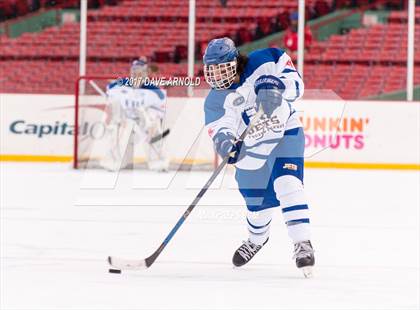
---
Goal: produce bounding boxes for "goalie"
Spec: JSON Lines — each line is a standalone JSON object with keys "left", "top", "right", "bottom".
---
{"left": 100, "top": 57, "right": 169, "bottom": 172}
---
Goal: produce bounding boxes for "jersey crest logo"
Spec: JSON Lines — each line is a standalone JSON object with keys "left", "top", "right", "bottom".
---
{"left": 233, "top": 95, "right": 245, "bottom": 106}
{"left": 247, "top": 114, "right": 284, "bottom": 140}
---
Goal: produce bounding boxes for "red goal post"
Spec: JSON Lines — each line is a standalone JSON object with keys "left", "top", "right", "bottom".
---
{"left": 73, "top": 76, "right": 219, "bottom": 170}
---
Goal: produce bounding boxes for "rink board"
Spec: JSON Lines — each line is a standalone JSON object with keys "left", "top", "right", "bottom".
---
{"left": 0, "top": 93, "right": 419, "bottom": 169}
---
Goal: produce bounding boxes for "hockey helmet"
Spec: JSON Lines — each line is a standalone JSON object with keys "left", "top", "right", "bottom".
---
{"left": 203, "top": 37, "right": 239, "bottom": 90}
{"left": 130, "top": 56, "right": 148, "bottom": 79}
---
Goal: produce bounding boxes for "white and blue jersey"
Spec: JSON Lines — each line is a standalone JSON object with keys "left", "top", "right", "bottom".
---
{"left": 106, "top": 79, "right": 166, "bottom": 121}
{"left": 204, "top": 48, "right": 304, "bottom": 171}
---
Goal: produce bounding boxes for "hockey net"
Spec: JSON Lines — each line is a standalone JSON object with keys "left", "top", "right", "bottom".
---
{"left": 73, "top": 76, "right": 218, "bottom": 170}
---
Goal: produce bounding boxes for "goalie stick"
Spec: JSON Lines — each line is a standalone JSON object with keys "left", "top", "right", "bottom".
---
{"left": 150, "top": 128, "right": 170, "bottom": 144}
{"left": 108, "top": 108, "right": 264, "bottom": 271}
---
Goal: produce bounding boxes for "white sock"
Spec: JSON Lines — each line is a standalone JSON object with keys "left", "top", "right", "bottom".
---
{"left": 247, "top": 208, "right": 274, "bottom": 245}
{"left": 274, "top": 175, "right": 311, "bottom": 243}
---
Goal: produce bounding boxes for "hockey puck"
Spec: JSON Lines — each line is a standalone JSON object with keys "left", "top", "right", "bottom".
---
{"left": 108, "top": 268, "right": 121, "bottom": 274}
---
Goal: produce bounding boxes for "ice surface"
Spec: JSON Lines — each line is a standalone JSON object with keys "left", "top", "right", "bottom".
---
{"left": 1, "top": 162, "right": 419, "bottom": 310}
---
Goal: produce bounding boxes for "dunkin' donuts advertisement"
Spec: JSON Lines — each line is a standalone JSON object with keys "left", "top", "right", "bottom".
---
{"left": 299, "top": 100, "right": 418, "bottom": 168}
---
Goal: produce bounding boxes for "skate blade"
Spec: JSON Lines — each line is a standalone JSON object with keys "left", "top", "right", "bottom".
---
{"left": 300, "top": 266, "right": 314, "bottom": 278}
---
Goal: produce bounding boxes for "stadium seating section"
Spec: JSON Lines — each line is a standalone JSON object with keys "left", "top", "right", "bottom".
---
{"left": 0, "top": 0, "right": 418, "bottom": 99}
{"left": 304, "top": 22, "right": 420, "bottom": 98}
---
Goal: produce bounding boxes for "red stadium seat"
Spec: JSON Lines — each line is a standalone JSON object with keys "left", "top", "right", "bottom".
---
{"left": 1, "top": 1, "right": 419, "bottom": 99}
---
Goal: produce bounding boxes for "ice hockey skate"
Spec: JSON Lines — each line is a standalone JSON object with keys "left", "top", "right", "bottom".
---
{"left": 293, "top": 240, "right": 315, "bottom": 278}
{"left": 232, "top": 238, "right": 269, "bottom": 267}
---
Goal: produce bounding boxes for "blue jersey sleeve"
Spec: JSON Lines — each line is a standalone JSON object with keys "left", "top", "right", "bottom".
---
{"left": 204, "top": 89, "right": 243, "bottom": 141}
{"left": 244, "top": 48, "right": 304, "bottom": 103}
{"left": 204, "top": 90, "right": 227, "bottom": 125}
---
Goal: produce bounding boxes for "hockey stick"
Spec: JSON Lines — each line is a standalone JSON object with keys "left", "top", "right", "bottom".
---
{"left": 108, "top": 109, "right": 264, "bottom": 271}
{"left": 89, "top": 80, "right": 107, "bottom": 97}
{"left": 150, "top": 128, "right": 170, "bottom": 144}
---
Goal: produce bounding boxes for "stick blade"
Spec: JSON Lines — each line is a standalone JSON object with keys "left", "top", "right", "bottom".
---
{"left": 150, "top": 129, "right": 170, "bottom": 144}
{"left": 107, "top": 256, "right": 148, "bottom": 270}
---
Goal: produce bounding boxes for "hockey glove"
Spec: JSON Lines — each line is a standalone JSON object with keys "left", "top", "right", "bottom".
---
{"left": 254, "top": 75, "right": 284, "bottom": 117}
{"left": 213, "top": 131, "right": 245, "bottom": 164}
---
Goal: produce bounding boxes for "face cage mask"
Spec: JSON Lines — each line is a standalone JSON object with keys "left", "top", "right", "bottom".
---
{"left": 204, "top": 60, "right": 237, "bottom": 90}
{"left": 130, "top": 65, "right": 148, "bottom": 86}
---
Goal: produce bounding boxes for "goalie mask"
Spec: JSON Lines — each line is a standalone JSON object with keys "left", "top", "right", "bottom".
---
{"left": 203, "top": 37, "right": 239, "bottom": 90}
{"left": 130, "top": 57, "right": 148, "bottom": 86}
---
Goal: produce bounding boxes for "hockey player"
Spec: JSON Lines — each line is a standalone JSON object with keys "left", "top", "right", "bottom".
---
{"left": 102, "top": 57, "right": 169, "bottom": 171}
{"left": 203, "top": 38, "right": 315, "bottom": 277}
